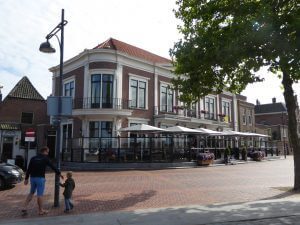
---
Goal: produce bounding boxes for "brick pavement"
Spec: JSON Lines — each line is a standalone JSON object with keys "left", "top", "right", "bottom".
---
{"left": 0, "top": 157, "right": 293, "bottom": 222}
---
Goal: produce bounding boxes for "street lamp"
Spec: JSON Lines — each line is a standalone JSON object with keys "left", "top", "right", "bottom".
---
{"left": 39, "top": 9, "right": 68, "bottom": 207}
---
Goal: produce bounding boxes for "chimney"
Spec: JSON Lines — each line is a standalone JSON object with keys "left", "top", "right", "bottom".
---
{"left": 272, "top": 97, "right": 276, "bottom": 104}
{"left": 256, "top": 99, "right": 260, "bottom": 105}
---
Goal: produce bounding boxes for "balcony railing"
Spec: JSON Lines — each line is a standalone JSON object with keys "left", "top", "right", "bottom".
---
{"left": 154, "top": 106, "right": 198, "bottom": 119}
{"left": 154, "top": 106, "right": 221, "bottom": 121}
{"left": 73, "top": 97, "right": 132, "bottom": 110}
{"left": 204, "top": 112, "right": 216, "bottom": 120}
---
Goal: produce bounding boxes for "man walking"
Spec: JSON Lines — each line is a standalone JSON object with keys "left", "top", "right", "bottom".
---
{"left": 22, "top": 146, "right": 63, "bottom": 216}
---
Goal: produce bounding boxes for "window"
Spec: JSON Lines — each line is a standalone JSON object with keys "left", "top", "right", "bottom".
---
{"left": 222, "top": 101, "right": 230, "bottom": 122}
{"left": 242, "top": 109, "right": 247, "bottom": 125}
{"left": 160, "top": 84, "right": 173, "bottom": 112}
{"left": 64, "top": 80, "right": 75, "bottom": 98}
{"left": 91, "top": 74, "right": 114, "bottom": 108}
{"left": 205, "top": 97, "right": 215, "bottom": 120}
{"left": 62, "top": 123, "right": 73, "bottom": 150}
{"left": 130, "top": 79, "right": 146, "bottom": 109}
{"left": 89, "top": 121, "right": 113, "bottom": 148}
{"left": 247, "top": 110, "right": 252, "bottom": 125}
{"left": 21, "top": 112, "right": 33, "bottom": 124}
{"left": 89, "top": 121, "right": 112, "bottom": 138}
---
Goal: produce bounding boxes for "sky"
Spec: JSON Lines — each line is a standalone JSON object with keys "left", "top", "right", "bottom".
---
{"left": 0, "top": 0, "right": 296, "bottom": 105}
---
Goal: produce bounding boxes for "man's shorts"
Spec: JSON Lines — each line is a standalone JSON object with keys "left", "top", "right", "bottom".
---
{"left": 30, "top": 177, "right": 46, "bottom": 196}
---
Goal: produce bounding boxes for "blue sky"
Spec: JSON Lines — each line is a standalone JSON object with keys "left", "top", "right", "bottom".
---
{"left": 0, "top": 0, "right": 292, "bottom": 104}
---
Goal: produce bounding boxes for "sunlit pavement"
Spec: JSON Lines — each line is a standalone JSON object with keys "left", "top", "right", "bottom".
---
{"left": 0, "top": 156, "right": 294, "bottom": 223}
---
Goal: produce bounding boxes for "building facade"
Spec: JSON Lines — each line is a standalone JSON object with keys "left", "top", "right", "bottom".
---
{"left": 254, "top": 97, "right": 294, "bottom": 154}
{"left": 49, "top": 38, "right": 252, "bottom": 161}
{"left": 0, "top": 77, "right": 55, "bottom": 166}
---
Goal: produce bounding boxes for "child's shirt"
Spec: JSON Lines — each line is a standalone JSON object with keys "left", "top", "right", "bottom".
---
{"left": 60, "top": 177, "right": 75, "bottom": 198}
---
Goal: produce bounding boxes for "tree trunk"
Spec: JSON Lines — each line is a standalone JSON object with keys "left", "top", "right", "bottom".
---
{"left": 281, "top": 69, "right": 300, "bottom": 190}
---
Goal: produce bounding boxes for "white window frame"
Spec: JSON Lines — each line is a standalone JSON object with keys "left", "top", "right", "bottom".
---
{"left": 242, "top": 108, "right": 247, "bottom": 125}
{"left": 89, "top": 71, "right": 115, "bottom": 108}
{"left": 205, "top": 95, "right": 216, "bottom": 119}
{"left": 160, "top": 82, "right": 174, "bottom": 112}
{"left": 247, "top": 110, "right": 252, "bottom": 125}
{"left": 129, "top": 74, "right": 148, "bottom": 109}
{"left": 63, "top": 77, "right": 75, "bottom": 98}
{"left": 88, "top": 69, "right": 115, "bottom": 98}
{"left": 221, "top": 100, "right": 231, "bottom": 122}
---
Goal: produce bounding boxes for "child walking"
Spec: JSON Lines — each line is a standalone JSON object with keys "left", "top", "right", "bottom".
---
{"left": 60, "top": 171, "right": 75, "bottom": 213}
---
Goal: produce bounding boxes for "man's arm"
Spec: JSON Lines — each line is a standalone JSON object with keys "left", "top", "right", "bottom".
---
{"left": 24, "top": 160, "right": 32, "bottom": 185}
{"left": 46, "top": 158, "right": 63, "bottom": 179}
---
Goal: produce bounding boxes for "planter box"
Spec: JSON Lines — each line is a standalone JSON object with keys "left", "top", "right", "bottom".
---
{"left": 253, "top": 157, "right": 263, "bottom": 161}
{"left": 197, "top": 159, "right": 213, "bottom": 166}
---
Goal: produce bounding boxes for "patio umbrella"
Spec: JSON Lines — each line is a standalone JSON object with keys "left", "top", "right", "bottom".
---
{"left": 195, "top": 128, "right": 223, "bottom": 136}
{"left": 118, "top": 124, "right": 167, "bottom": 133}
{"left": 221, "top": 130, "right": 250, "bottom": 136}
{"left": 244, "top": 132, "right": 270, "bottom": 137}
{"left": 221, "top": 130, "right": 270, "bottom": 137}
{"left": 164, "top": 126, "right": 205, "bottom": 134}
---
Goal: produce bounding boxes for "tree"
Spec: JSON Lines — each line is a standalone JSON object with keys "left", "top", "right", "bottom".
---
{"left": 171, "top": 0, "right": 300, "bottom": 189}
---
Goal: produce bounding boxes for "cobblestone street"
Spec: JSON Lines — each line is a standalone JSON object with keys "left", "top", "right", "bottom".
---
{"left": 0, "top": 157, "right": 293, "bottom": 221}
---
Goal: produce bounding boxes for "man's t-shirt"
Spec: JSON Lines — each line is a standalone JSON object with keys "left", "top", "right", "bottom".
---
{"left": 25, "top": 154, "right": 60, "bottom": 179}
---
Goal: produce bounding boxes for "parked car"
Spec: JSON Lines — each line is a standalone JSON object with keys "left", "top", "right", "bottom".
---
{"left": 0, "top": 162, "right": 25, "bottom": 189}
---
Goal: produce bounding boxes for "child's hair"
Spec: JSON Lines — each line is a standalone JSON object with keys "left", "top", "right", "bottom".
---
{"left": 66, "top": 171, "right": 73, "bottom": 178}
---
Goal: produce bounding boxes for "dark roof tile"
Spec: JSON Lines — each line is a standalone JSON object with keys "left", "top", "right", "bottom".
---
{"left": 255, "top": 103, "right": 287, "bottom": 114}
{"left": 6, "top": 76, "right": 44, "bottom": 101}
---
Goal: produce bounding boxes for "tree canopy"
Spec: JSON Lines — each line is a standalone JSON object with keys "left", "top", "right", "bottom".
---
{"left": 171, "top": 0, "right": 299, "bottom": 104}
{"left": 171, "top": 0, "right": 300, "bottom": 189}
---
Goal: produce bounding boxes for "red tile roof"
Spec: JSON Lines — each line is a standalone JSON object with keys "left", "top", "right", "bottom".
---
{"left": 93, "top": 38, "right": 172, "bottom": 64}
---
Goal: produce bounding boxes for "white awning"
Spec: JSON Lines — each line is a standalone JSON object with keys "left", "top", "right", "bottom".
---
{"left": 118, "top": 124, "right": 167, "bottom": 133}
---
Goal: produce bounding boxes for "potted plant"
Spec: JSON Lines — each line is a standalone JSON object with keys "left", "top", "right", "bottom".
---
{"left": 249, "top": 150, "right": 265, "bottom": 161}
{"left": 224, "top": 147, "right": 231, "bottom": 164}
{"left": 173, "top": 105, "right": 185, "bottom": 110}
{"left": 241, "top": 147, "right": 247, "bottom": 161}
{"left": 197, "top": 152, "right": 215, "bottom": 166}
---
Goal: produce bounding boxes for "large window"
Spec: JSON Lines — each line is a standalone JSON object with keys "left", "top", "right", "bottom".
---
{"left": 64, "top": 80, "right": 75, "bottom": 98}
{"left": 130, "top": 79, "right": 146, "bottom": 109}
{"left": 222, "top": 101, "right": 230, "bottom": 122}
{"left": 89, "top": 121, "right": 113, "bottom": 148}
{"left": 242, "top": 108, "right": 247, "bottom": 125}
{"left": 91, "top": 74, "right": 114, "bottom": 108}
{"left": 160, "top": 85, "right": 173, "bottom": 112}
{"left": 247, "top": 110, "right": 252, "bottom": 125}
{"left": 205, "top": 97, "right": 215, "bottom": 120}
{"left": 21, "top": 112, "right": 33, "bottom": 124}
{"left": 89, "top": 121, "right": 112, "bottom": 138}
{"left": 62, "top": 123, "right": 73, "bottom": 150}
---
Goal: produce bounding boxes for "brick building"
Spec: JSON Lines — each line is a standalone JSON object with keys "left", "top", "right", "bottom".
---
{"left": 254, "top": 97, "right": 295, "bottom": 154}
{"left": 0, "top": 77, "right": 55, "bottom": 165}
{"left": 48, "top": 38, "right": 254, "bottom": 162}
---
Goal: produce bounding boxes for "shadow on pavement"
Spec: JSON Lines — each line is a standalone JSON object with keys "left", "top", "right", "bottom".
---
{"left": 75, "top": 189, "right": 157, "bottom": 212}
{"left": 260, "top": 186, "right": 300, "bottom": 200}
{"left": 2, "top": 198, "right": 300, "bottom": 225}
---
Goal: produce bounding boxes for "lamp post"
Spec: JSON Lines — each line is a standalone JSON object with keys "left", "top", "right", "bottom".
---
{"left": 39, "top": 9, "right": 68, "bottom": 207}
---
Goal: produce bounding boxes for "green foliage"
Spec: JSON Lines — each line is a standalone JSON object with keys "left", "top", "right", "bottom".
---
{"left": 171, "top": 0, "right": 300, "bottom": 104}
{"left": 224, "top": 147, "right": 231, "bottom": 157}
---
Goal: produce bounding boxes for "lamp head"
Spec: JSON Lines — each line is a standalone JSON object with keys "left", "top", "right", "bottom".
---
{"left": 39, "top": 40, "right": 56, "bottom": 53}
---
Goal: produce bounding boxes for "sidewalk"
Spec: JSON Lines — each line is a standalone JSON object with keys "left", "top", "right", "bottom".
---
{"left": 1, "top": 196, "right": 300, "bottom": 225}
